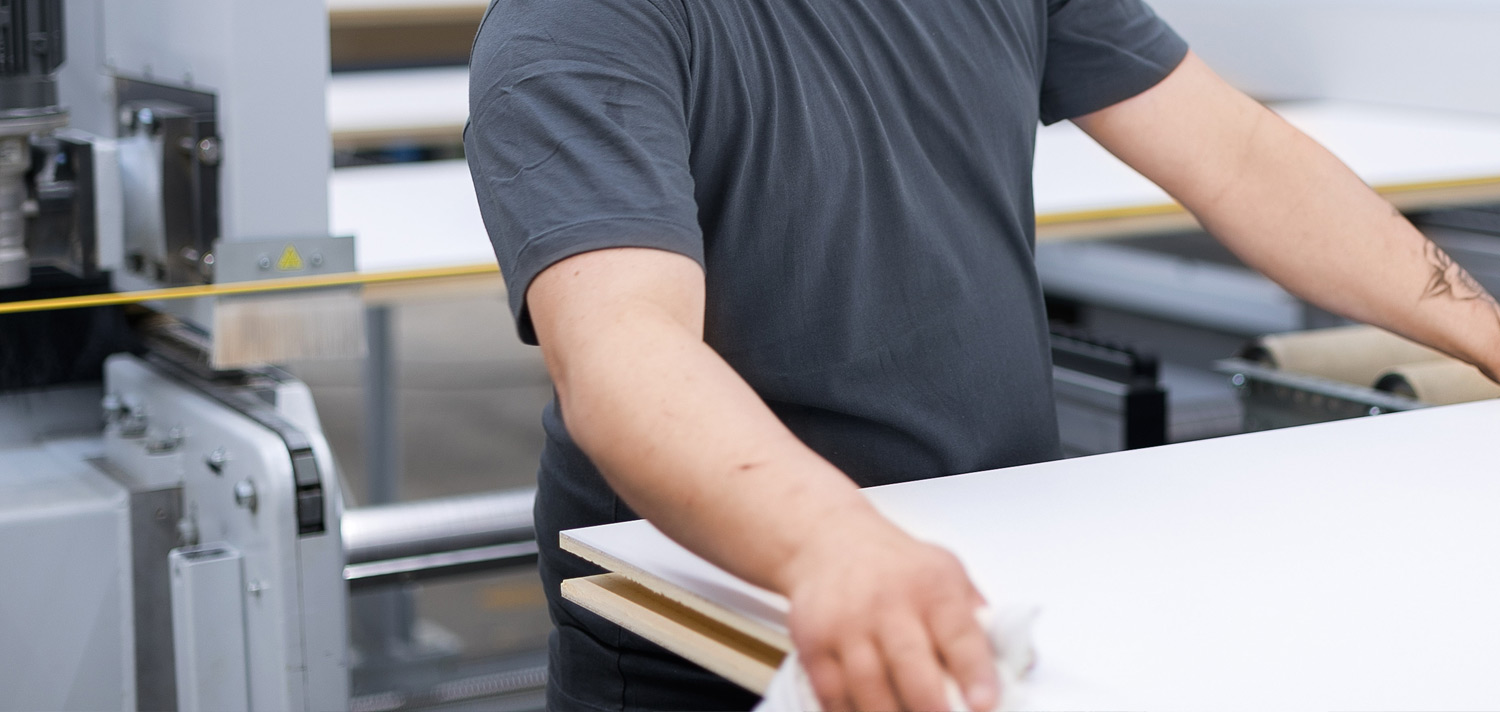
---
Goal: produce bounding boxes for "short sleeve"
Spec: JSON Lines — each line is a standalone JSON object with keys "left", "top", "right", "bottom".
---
{"left": 465, "top": 0, "right": 700, "bottom": 344}
{"left": 1038, "top": 0, "right": 1189, "bottom": 125}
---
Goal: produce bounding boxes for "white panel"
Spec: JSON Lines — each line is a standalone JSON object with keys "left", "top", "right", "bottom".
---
{"left": 329, "top": 161, "right": 494, "bottom": 272}
{"left": 1032, "top": 102, "right": 1500, "bottom": 214}
{"left": 566, "top": 399, "right": 1500, "bottom": 710}
{"left": 326, "top": 66, "right": 469, "bottom": 137}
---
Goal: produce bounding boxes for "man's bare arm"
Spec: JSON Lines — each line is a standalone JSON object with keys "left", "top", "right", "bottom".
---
{"left": 527, "top": 247, "right": 999, "bottom": 711}
{"left": 1074, "top": 52, "right": 1500, "bottom": 380}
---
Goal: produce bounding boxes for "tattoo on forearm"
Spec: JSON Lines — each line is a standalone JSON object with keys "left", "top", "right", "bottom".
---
{"left": 1421, "top": 242, "right": 1500, "bottom": 327}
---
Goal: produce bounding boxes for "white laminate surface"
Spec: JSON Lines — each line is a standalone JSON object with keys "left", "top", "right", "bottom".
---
{"left": 329, "top": 160, "right": 495, "bottom": 272}
{"left": 1033, "top": 101, "right": 1500, "bottom": 216}
{"left": 330, "top": 101, "right": 1500, "bottom": 274}
{"left": 328, "top": 66, "right": 470, "bottom": 139}
{"left": 565, "top": 400, "right": 1500, "bottom": 711}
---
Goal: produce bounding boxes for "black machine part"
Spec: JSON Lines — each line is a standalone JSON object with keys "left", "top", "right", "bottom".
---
{"left": 0, "top": 0, "right": 66, "bottom": 116}
{"left": 1050, "top": 329, "right": 1169, "bottom": 454}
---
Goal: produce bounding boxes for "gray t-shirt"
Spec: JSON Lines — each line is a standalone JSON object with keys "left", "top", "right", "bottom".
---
{"left": 466, "top": 1, "right": 1185, "bottom": 707}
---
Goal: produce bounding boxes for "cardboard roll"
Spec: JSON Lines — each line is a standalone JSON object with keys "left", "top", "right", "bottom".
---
{"left": 1374, "top": 360, "right": 1500, "bottom": 406}
{"left": 1241, "top": 324, "right": 1448, "bottom": 387}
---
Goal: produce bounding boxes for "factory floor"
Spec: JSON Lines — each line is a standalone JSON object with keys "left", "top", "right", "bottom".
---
{"left": 285, "top": 292, "right": 555, "bottom": 709}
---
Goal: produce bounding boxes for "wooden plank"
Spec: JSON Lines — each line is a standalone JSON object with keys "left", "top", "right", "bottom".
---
{"left": 562, "top": 574, "right": 785, "bottom": 694}
{"left": 328, "top": 0, "right": 488, "bottom": 29}
{"left": 327, "top": 2, "right": 486, "bottom": 69}
{"left": 560, "top": 532, "right": 794, "bottom": 653}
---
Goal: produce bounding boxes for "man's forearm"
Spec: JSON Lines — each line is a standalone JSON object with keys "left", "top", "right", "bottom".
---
{"left": 1193, "top": 110, "right": 1500, "bottom": 376}
{"left": 1078, "top": 53, "right": 1500, "bottom": 378}
{"left": 531, "top": 250, "right": 883, "bottom": 594}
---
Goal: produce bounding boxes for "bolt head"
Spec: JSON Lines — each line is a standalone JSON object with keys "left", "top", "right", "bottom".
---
{"left": 118, "top": 411, "right": 148, "bottom": 439}
{"left": 176, "top": 517, "right": 199, "bottom": 547}
{"left": 257, "top": 255, "right": 272, "bottom": 270}
{"left": 234, "top": 479, "right": 258, "bottom": 512}
{"left": 0, "top": 138, "right": 27, "bottom": 170}
{"left": 206, "top": 447, "right": 229, "bottom": 474}
{"left": 196, "top": 137, "right": 221, "bottom": 166}
{"left": 101, "top": 392, "right": 123, "bottom": 421}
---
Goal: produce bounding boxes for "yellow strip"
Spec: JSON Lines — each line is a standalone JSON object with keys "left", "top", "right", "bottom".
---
{"left": 0, "top": 263, "right": 500, "bottom": 315}
{"left": 5, "top": 173, "right": 1498, "bottom": 315}
{"left": 1036, "top": 174, "right": 1500, "bottom": 226}
{"left": 1036, "top": 201, "right": 1185, "bottom": 226}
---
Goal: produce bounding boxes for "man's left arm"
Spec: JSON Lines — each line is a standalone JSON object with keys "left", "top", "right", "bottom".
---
{"left": 1074, "top": 51, "right": 1500, "bottom": 381}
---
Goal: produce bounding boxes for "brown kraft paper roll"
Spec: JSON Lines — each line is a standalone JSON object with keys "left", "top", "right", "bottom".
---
{"left": 1374, "top": 359, "right": 1500, "bottom": 405}
{"left": 1243, "top": 325, "right": 1448, "bottom": 386}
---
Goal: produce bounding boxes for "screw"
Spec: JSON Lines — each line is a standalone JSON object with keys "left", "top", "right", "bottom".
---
{"left": 118, "top": 404, "right": 148, "bottom": 438}
{"left": 234, "top": 479, "right": 258, "bottom": 513}
{"left": 101, "top": 392, "right": 124, "bottom": 422}
{"left": 136, "top": 108, "right": 155, "bottom": 130}
{"left": 257, "top": 254, "right": 272, "bottom": 270}
{"left": 177, "top": 517, "right": 199, "bottom": 547}
{"left": 146, "top": 425, "right": 185, "bottom": 454}
{"left": 0, "top": 138, "right": 26, "bottom": 169}
{"left": 1368, "top": 406, "right": 1383, "bottom": 416}
{"left": 1230, "top": 373, "right": 1247, "bottom": 388}
{"left": 206, "top": 447, "right": 229, "bottom": 475}
{"left": 196, "top": 137, "right": 221, "bottom": 166}
{"left": 309, "top": 252, "right": 324, "bottom": 268}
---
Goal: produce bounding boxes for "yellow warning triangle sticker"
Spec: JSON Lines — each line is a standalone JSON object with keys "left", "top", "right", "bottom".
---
{"left": 276, "top": 244, "right": 304, "bottom": 271}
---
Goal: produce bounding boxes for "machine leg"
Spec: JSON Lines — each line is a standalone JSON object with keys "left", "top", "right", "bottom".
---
{"left": 356, "top": 304, "right": 416, "bottom": 658}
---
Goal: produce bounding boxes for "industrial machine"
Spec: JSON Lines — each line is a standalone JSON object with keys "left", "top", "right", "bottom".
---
{"left": 0, "top": 2, "right": 539, "bottom": 710}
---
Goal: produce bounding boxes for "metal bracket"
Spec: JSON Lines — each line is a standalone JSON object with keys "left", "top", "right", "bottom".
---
{"left": 116, "top": 77, "right": 220, "bottom": 287}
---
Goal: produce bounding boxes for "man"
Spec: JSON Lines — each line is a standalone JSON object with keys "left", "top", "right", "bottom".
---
{"left": 464, "top": 1, "right": 1500, "bottom": 709}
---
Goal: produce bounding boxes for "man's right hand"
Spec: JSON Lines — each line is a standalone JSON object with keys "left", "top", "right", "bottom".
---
{"left": 778, "top": 514, "right": 1000, "bottom": 712}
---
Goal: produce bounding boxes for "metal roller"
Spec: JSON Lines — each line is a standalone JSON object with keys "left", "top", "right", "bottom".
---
{"left": 342, "top": 488, "right": 538, "bottom": 590}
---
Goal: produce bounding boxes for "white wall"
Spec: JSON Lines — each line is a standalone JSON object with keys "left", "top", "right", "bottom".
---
{"left": 1147, "top": 0, "right": 1500, "bottom": 116}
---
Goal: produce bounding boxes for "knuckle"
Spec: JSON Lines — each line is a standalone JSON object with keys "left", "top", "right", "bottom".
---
{"left": 804, "top": 656, "right": 847, "bottom": 708}
{"left": 841, "top": 643, "right": 901, "bottom": 711}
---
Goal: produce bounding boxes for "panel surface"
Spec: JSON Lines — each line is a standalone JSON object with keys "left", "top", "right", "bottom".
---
{"left": 564, "top": 400, "right": 1500, "bottom": 710}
